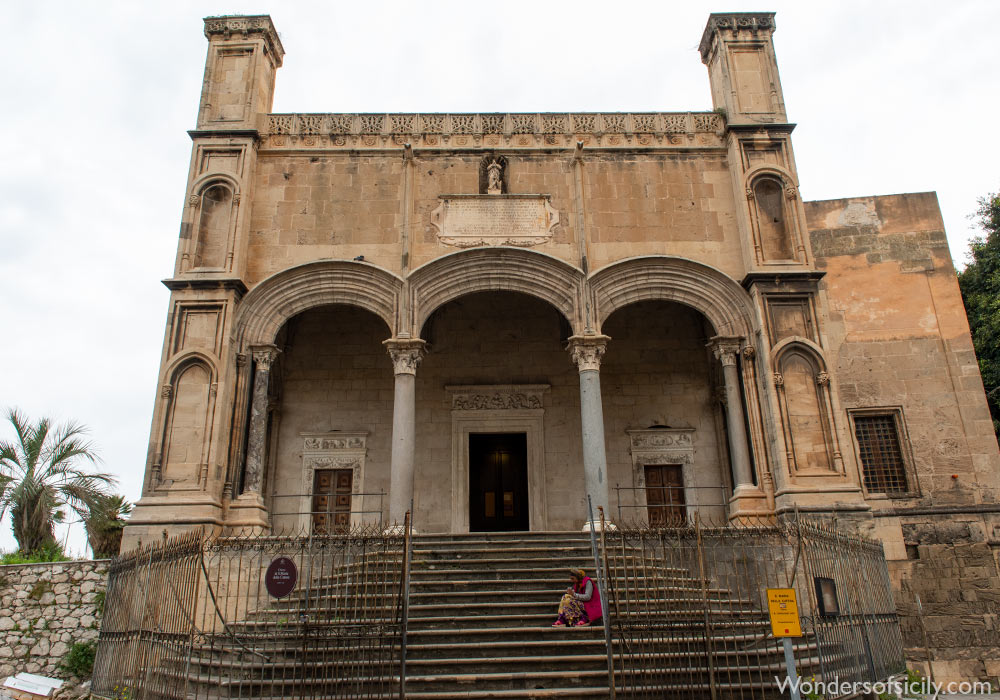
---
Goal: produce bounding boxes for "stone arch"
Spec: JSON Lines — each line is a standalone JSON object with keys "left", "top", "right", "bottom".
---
{"left": 235, "top": 260, "right": 403, "bottom": 348}
{"left": 589, "top": 256, "right": 757, "bottom": 338}
{"left": 407, "top": 248, "right": 585, "bottom": 337}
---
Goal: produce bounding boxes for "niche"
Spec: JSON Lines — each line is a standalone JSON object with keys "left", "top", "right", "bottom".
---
{"left": 775, "top": 348, "right": 837, "bottom": 473}
{"left": 752, "top": 177, "right": 793, "bottom": 261}
{"left": 193, "top": 183, "right": 233, "bottom": 269}
{"left": 161, "top": 362, "right": 213, "bottom": 487}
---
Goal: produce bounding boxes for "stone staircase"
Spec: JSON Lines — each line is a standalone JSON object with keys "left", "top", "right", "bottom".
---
{"left": 147, "top": 530, "right": 824, "bottom": 699}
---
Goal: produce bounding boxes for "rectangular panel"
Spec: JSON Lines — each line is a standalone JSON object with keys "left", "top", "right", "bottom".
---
{"left": 731, "top": 47, "right": 773, "bottom": 114}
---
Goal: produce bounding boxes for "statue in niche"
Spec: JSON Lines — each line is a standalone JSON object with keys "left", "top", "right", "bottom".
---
{"left": 479, "top": 155, "right": 507, "bottom": 195}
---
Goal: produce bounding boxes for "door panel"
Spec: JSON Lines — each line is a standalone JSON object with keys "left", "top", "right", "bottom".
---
{"left": 469, "top": 433, "right": 528, "bottom": 532}
{"left": 645, "top": 464, "right": 686, "bottom": 526}
{"left": 312, "top": 468, "right": 353, "bottom": 534}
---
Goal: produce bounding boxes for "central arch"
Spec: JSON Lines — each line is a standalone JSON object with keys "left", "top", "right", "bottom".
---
{"left": 589, "top": 256, "right": 757, "bottom": 338}
{"left": 407, "top": 248, "right": 586, "bottom": 338}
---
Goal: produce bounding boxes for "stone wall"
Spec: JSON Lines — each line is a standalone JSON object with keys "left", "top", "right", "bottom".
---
{"left": 0, "top": 560, "right": 107, "bottom": 679}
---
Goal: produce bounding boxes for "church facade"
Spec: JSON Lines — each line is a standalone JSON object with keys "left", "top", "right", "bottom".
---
{"left": 125, "top": 13, "right": 1000, "bottom": 676}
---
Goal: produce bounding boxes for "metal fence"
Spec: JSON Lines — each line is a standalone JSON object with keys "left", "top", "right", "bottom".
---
{"left": 92, "top": 517, "right": 411, "bottom": 700}
{"left": 595, "top": 511, "right": 906, "bottom": 700}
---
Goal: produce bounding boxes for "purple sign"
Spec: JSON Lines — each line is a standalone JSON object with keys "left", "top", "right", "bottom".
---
{"left": 265, "top": 556, "right": 298, "bottom": 599}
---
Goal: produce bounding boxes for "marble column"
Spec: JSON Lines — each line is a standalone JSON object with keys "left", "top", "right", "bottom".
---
{"left": 709, "top": 337, "right": 755, "bottom": 492}
{"left": 567, "top": 335, "right": 613, "bottom": 530}
{"left": 384, "top": 338, "right": 426, "bottom": 527}
{"left": 243, "top": 345, "right": 280, "bottom": 496}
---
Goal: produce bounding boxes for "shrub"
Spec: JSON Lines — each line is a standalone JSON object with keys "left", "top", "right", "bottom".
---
{"left": 60, "top": 640, "right": 96, "bottom": 678}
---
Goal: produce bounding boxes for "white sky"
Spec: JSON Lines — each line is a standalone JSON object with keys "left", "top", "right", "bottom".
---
{"left": 1, "top": 0, "right": 998, "bottom": 556}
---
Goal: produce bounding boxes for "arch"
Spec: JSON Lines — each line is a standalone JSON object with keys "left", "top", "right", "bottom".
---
{"left": 235, "top": 260, "right": 403, "bottom": 348}
{"left": 165, "top": 350, "right": 220, "bottom": 384}
{"left": 743, "top": 164, "right": 795, "bottom": 191}
{"left": 770, "top": 336, "right": 826, "bottom": 368}
{"left": 191, "top": 171, "right": 241, "bottom": 198}
{"left": 408, "top": 248, "right": 585, "bottom": 336}
{"left": 589, "top": 256, "right": 756, "bottom": 338}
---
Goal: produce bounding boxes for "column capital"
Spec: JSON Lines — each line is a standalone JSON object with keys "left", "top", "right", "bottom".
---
{"left": 566, "top": 335, "right": 610, "bottom": 372}
{"left": 250, "top": 344, "right": 281, "bottom": 369}
{"left": 707, "top": 336, "right": 744, "bottom": 367}
{"left": 384, "top": 338, "right": 427, "bottom": 376}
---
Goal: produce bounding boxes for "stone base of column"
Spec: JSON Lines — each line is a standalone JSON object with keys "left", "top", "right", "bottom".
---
{"left": 728, "top": 485, "right": 772, "bottom": 525}
{"left": 225, "top": 492, "right": 270, "bottom": 533}
{"left": 582, "top": 519, "right": 618, "bottom": 533}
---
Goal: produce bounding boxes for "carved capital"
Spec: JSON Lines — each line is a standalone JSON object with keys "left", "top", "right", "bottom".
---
{"left": 250, "top": 344, "right": 281, "bottom": 371}
{"left": 816, "top": 371, "right": 830, "bottom": 387}
{"left": 741, "top": 345, "right": 756, "bottom": 360}
{"left": 708, "top": 336, "right": 742, "bottom": 367}
{"left": 745, "top": 187, "right": 755, "bottom": 201}
{"left": 232, "top": 193, "right": 241, "bottom": 205}
{"left": 161, "top": 384, "right": 173, "bottom": 399}
{"left": 773, "top": 372, "right": 784, "bottom": 387}
{"left": 785, "top": 185, "right": 798, "bottom": 200}
{"left": 235, "top": 352, "right": 248, "bottom": 368}
{"left": 188, "top": 194, "right": 201, "bottom": 207}
{"left": 566, "top": 335, "right": 610, "bottom": 372}
{"left": 384, "top": 338, "right": 426, "bottom": 375}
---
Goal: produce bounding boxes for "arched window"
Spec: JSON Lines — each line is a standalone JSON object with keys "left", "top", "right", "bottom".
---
{"left": 194, "top": 184, "right": 232, "bottom": 269}
{"left": 753, "top": 177, "right": 792, "bottom": 261}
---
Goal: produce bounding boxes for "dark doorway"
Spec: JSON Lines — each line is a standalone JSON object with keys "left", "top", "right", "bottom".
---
{"left": 469, "top": 433, "right": 529, "bottom": 532}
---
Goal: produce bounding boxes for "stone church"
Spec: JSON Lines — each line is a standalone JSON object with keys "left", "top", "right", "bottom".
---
{"left": 125, "top": 11, "right": 1000, "bottom": 679}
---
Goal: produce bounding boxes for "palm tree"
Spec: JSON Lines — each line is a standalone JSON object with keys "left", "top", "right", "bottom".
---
{"left": 84, "top": 494, "right": 132, "bottom": 559}
{"left": 0, "top": 409, "right": 115, "bottom": 555}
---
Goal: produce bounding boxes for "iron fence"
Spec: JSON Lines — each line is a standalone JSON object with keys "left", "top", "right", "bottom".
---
{"left": 596, "top": 511, "right": 905, "bottom": 700}
{"left": 92, "top": 516, "right": 412, "bottom": 700}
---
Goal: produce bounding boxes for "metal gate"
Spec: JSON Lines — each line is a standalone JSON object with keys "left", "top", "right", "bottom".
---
{"left": 594, "top": 511, "right": 905, "bottom": 699}
{"left": 92, "top": 517, "right": 411, "bottom": 700}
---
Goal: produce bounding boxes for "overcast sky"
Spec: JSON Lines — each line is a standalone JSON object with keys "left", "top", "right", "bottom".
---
{"left": 1, "top": 0, "right": 997, "bottom": 556}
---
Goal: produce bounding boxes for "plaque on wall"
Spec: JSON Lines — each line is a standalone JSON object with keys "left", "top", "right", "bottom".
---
{"left": 430, "top": 194, "right": 559, "bottom": 248}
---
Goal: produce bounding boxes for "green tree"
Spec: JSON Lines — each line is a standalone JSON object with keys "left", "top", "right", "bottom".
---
{"left": 958, "top": 192, "right": 1000, "bottom": 437}
{"left": 84, "top": 494, "right": 132, "bottom": 559}
{"left": 0, "top": 409, "right": 115, "bottom": 554}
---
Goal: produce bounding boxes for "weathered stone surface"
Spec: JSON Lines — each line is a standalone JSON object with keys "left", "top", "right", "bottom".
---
{"left": 0, "top": 560, "right": 107, "bottom": 680}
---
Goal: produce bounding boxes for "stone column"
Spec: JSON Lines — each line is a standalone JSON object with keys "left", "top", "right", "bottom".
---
{"left": 384, "top": 339, "right": 426, "bottom": 528}
{"left": 243, "top": 345, "right": 280, "bottom": 496}
{"left": 709, "top": 337, "right": 767, "bottom": 520}
{"left": 567, "top": 335, "right": 613, "bottom": 531}
{"left": 228, "top": 344, "right": 279, "bottom": 530}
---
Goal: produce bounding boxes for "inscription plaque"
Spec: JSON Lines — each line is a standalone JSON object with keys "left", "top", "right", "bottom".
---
{"left": 430, "top": 194, "right": 559, "bottom": 248}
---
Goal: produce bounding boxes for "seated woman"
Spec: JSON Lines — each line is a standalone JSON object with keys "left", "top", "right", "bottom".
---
{"left": 552, "top": 568, "right": 602, "bottom": 627}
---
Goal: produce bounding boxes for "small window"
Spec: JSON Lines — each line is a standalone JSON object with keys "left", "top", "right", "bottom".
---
{"left": 851, "top": 411, "right": 913, "bottom": 496}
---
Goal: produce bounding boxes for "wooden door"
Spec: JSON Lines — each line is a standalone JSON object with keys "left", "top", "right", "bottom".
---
{"left": 644, "top": 464, "right": 686, "bottom": 526}
{"left": 312, "top": 468, "right": 353, "bottom": 534}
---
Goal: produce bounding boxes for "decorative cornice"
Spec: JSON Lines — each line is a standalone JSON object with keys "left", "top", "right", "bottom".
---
{"left": 445, "top": 384, "right": 550, "bottom": 411}
{"left": 162, "top": 277, "right": 249, "bottom": 298}
{"left": 203, "top": 15, "right": 284, "bottom": 65}
{"left": 699, "top": 13, "right": 776, "bottom": 61}
{"left": 264, "top": 112, "right": 725, "bottom": 150}
{"left": 567, "top": 335, "right": 611, "bottom": 372}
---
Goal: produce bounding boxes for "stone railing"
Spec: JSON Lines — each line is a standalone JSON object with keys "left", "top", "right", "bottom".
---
{"left": 263, "top": 112, "right": 726, "bottom": 149}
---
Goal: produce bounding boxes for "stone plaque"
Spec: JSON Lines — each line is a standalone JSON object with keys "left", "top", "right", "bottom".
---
{"left": 430, "top": 194, "right": 559, "bottom": 248}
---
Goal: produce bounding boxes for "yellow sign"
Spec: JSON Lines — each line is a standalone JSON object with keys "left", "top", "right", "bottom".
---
{"left": 767, "top": 588, "right": 802, "bottom": 637}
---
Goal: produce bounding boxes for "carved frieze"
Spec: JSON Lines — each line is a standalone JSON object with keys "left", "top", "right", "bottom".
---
{"left": 263, "top": 112, "right": 725, "bottom": 150}
{"left": 446, "top": 384, "right": 550, "bottom": 412}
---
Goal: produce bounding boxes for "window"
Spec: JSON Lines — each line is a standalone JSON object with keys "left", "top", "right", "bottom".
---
{"left": 850, "top": 411, "right": 914, "bottom": 496}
